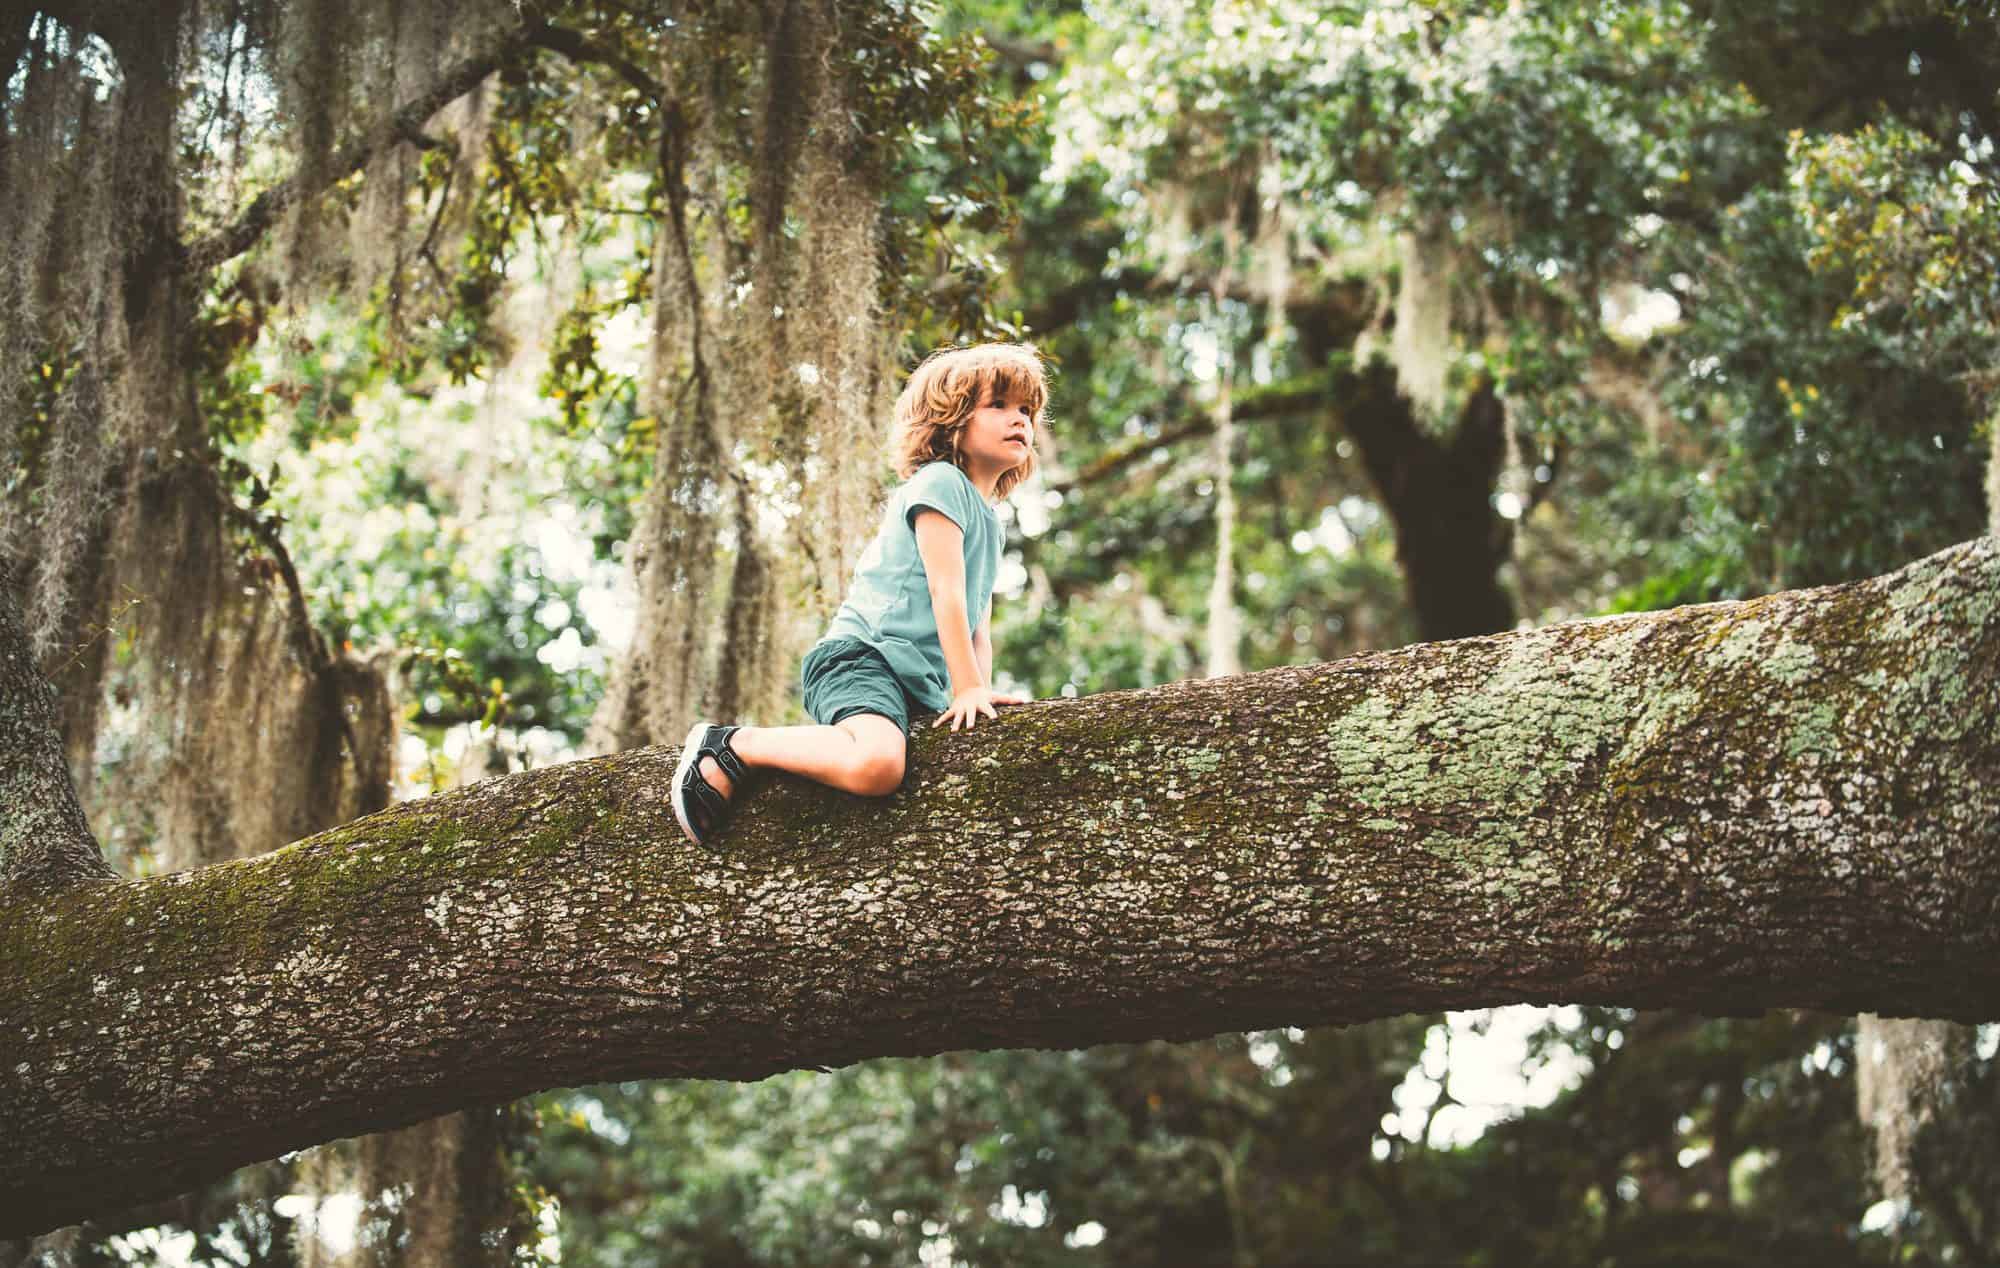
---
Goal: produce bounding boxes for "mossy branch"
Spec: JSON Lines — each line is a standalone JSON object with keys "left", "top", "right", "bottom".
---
{"left": 178, "top": 10, "right": 672, "bottom": 279}
{"left": 525, "top": 23, "right": 666, "bottom": 101}
{"left": 2, "top": 538, "right": 1998, "bottom": 1234}
{"left": 182, "top": 27, "right": 535, "bottom": 277}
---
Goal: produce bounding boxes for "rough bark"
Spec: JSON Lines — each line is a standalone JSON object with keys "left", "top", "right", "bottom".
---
{"left": 3, "top": 536, "right": 1999, "bottom": 1236}
{"left": 0, "top": 583, "right": 113, "bottom": 898}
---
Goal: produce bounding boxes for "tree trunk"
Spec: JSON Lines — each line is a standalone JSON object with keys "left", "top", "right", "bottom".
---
{"left": 294, "top": 1105, "right": 526, "bottom": 1267}
{"left": 1288, "top": 299, "right": 1517, "bottom": 644}
{"left": 0, "top": 583, "right": 113, "bottom": 898}
{"left": 3, "top": 535, "right": 1998, "bottom": 1236}
{"left": 1989, "top": 401, "right": 1999, "bottom": 540}
{"left": 1206, "top": 345, "right": 1242, "bottom": 679}
{"left": 1338, "top": 362, "right": 1516, "bottom": 641}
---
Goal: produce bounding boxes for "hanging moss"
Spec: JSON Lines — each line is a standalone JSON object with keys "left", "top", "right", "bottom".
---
{"left": 588, "top": 0, "right": 898, "bottom": 753}
{"left": 4, "top": 0, "right": 517, "bottom": 660}
{"left": 1857, "top": 1016, "right": 1978, "bottom": 1202}
{"left": 1389, "top": 224, "right": 1456, "bottom": 430}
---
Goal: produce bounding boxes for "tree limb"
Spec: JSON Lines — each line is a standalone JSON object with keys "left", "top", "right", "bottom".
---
{"left": 1047, "top": 369, "right": 1338, "bottom": 496}
{"left": 182, "top": 28, "right": 534, "bottom": 277}
{"left": 980, "top": 34, "right": 1060, "bottom": 71}
{"left": 525, "top": 22, "right": 666, "bottom": 102}
{"left": 1023, "top": 270, "right": 1372, "bottom": 344}
{"left": 2, "top": 537, "right": 1998, "bottom": 1234}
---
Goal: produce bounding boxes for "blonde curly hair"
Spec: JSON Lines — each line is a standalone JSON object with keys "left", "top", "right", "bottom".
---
{"left": 892, "top": 343, "right": 1049, "bottom": 501}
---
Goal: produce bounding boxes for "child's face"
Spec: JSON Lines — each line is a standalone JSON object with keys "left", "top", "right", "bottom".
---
{"left": 960, "top": 381, "right": 1038, "bottom": 477}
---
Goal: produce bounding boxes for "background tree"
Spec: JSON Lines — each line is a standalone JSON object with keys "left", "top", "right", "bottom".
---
{"left": 5, "top": 4, "right": 527, "bottom": 1261}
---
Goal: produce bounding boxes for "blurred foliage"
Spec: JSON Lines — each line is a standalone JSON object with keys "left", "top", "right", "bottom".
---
{"left": 528, "top": 1010, "right": 1937, "bottom": 1267}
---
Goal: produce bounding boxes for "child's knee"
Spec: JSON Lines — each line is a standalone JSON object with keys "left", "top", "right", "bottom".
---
{"left": 852, "top": 743, "right": 905, "bottom": 797}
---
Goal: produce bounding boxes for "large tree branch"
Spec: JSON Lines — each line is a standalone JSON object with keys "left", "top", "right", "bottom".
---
{"left": 3, "top": 538, "right": 1998, "bottom": 1234}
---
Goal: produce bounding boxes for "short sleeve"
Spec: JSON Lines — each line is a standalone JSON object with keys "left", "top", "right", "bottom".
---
{"left": 903, "top": 462, "right": 976, "bottom": 533}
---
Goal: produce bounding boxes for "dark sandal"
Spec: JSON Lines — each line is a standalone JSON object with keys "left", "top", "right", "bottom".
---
{"left": 672, "top": 722, "right": 750, "bottom": 847}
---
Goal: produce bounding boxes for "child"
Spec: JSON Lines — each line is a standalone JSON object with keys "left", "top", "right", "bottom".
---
{"left": 670, "top": 342, "right": 1045, "bottom": 846}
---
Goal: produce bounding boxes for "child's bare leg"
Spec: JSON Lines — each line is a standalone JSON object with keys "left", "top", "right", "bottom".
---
{"left": 696, "top": 714, "right": 905, "bottom": 798}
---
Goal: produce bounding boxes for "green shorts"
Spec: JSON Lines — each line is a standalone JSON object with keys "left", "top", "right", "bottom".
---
{"left": 800, "top": 636, "right": 919, "bottom": 735}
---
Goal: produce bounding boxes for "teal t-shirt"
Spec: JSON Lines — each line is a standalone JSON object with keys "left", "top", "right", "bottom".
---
{"left": 820, "top": 461, "right": 1001, "bottom": 712}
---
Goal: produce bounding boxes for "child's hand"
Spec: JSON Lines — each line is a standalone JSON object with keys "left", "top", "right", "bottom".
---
{"left": 934, "top": 685, "right": 1031, "bottom": 731}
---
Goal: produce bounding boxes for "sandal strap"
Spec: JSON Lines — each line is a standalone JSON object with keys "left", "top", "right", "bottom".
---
{"left": 678, "top": 723, "right": 746, "bottom": 843}
{"left": 701, "top": 724, "right": 752, "bottom": 787}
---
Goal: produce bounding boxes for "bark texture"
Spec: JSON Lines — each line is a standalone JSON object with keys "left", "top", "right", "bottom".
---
{"left": 3, "top": 537, "right": 1999, "bottom": 1236}
{"left": 0, "top": 584, "right": 112, "bottom": 898}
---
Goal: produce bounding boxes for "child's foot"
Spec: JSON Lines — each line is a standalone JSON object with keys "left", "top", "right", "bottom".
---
{"left": 671, "top": 722, "right": 751, "bottom": 847}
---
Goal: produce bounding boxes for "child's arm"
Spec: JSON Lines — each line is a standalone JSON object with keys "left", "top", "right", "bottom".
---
{"left": 973, "top": 601, "right": 993, "bottom": 685}
{"left": 914, "top": 511, "right": 1023, "bottom": 729}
